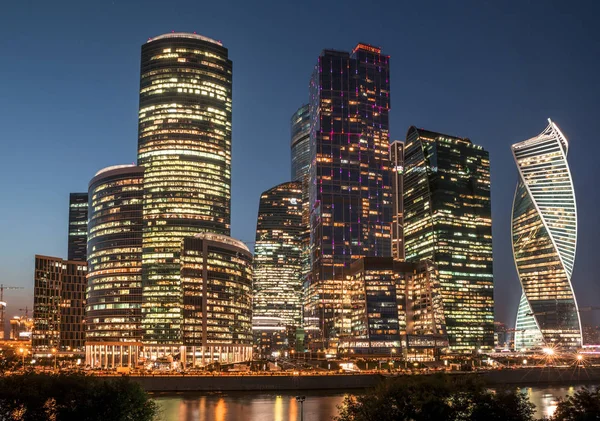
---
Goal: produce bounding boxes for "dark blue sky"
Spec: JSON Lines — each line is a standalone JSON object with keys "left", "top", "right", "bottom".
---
{"left": 1, "top": 0, "right": 599, "bottom": 326}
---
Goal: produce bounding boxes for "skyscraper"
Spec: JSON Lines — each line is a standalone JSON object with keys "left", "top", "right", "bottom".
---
{"left": 86, "top": 165, "right": 144, "bottom": 368}
{"left": 305, "top": 43, "right": 392, "bottom": 345}
{"left": 253, "top": 181, "right": 303, "bottom": 328}
{"left": 32, "top": 255, "right": 86, "bottom": 352}
{"left": 291, "top": 104, "right": 310, "bottom": 182}
{"left": 512, "top": 119, "right": 581, "bottom": 348}
{"left": 137, "top": 33, "right": 232, "bottom": 348}
{"left": 67, "top": 193, "right": 88, "bottom": 261}
{"left": 403, "top": 126, "right": 494, "bottom": 352}
{"left": 180, "top": 233, "right": 253, "bottom": 366}
{"left": 390, "top": 141, "right": 404, "bottom": 260}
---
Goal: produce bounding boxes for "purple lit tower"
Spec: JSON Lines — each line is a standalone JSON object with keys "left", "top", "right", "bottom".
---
{"left": 305, "top": 44, "right": 392, "bottom": 348}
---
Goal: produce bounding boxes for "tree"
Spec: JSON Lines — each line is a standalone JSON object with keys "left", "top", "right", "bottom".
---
{"left": 0, "top": 373, "right": 156, "bottom": 421}
{"left": 335, "top": 374, "right": 535, "bottom": 421}
{"left": 551, "top": 387, "right": 600, "bottom": 421}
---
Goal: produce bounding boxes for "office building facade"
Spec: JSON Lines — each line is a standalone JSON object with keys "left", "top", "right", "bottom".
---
{"left": 390, "top": 141, "right": 404, "bottom": 260}
{"left": 291, "top": 104, "right": 311, "bottom": 182}
{"left": 253, "top": 181, "right": 303, "bottom": 327}
{"left": 32, "top": 255, "right": 86, "bottom": 352}
{"left": 137, "top": 33, "right": 233, "bottom": 348}
{"left": 68, "top": 193, "right": 88, "bottom": 261}
{"left": 512, "top": 119, "right": 581, "bottom": 348}
{"left": 341, "top": 257, "right": 447, "bottom": 360}
{"left": 86, "top": 165, "right": 144, "bottom": 368}
{"left": 180, "top": 233, "right": 253, "bottom": 366}
{"left": 305, "top": 43, "right": 392, "bottom": 346}
{"left": 403, "top": 126, "right": 494, "bottom": 352}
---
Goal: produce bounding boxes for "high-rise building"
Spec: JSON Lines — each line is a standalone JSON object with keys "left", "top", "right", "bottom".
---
{"left": 291, "top": 104, "right": 311, "bottom": 182}
{"left": 403, "top": 126, "right": 494, "bottom": 353}
{"left": 68, "top": 193, "right": 88, "bottom": 261}
{"left": 253, "top": 181, "right": 303, "bottom": 328}
{"left": 180, "top": 233, "right": 253, "bottom": 366}
{"left": 341, "top": 257, "right": 447, "bottom": 361}
{"left": 305, "top": 43, "right": 392, "bottom": 346}
{"left": 390, "top": 141, "right": 404, "bottom": 260}
{"left": 137, "top": 33, "right": 233, "bottom": 348}
{"left": 86, "top": 165, "right": 144, "bottom": 368}
{"left": 512, "top": 119, "right": 581, "bottom": 348}
{"left": 32, "top": 255, "right": 86, "bottom": 352}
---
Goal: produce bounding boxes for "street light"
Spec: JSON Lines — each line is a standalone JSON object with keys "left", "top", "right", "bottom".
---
{"left": 296, "top": 395, "right": 306, "bottom": 421}
{"left": 51, "top": 348, "right": 57, "bottom": 371}
{"left": 19, "top": 348, "right": 25, "bottom": 370}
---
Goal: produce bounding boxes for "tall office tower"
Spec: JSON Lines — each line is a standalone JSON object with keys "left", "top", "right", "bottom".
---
{"left": 403, "top": 126, "right": 494, "bottom": 353}
{"left": 512, "top": 119, "right": 581, "bottom": 348}
{"left": 180, "top": 233, "right": 253, "bottom": 366}
{"left": 305, "top": 43, "right": 392, "bottom": 346}
{"left": 137, "top": 33, "right": 232, "bottom": 348}
{"left": 390, "top": 141, "right": 404, "bottom": 260}
{"left": 32, "top": 255, "right": 87, "bottom": 352}
{"left": 253, "top": 181, "right": 303, "bottom": 327}
{"left": 291, "top": 104, "right": 311, "bottom": 182}
{"left": 291, "top": 105, "right": 312, "bottom": 291}
{"left": 67, "top": 193, "right": 88, "bottom": 261}
{"left": 85, "top": 165, "right": 144, "bottom": 368}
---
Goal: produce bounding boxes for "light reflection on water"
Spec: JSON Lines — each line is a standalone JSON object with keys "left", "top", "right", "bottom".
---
{"left": 153, "top": 386, "right": 584, "bottom": 421}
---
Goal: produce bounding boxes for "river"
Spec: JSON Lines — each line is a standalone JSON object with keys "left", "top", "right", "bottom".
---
{"left": 152, "top": 385, "right": 588, "bottom": 420}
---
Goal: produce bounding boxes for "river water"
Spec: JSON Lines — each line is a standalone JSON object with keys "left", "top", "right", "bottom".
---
{"left": 152, "top": 385, "right": 587, "bottom": 421}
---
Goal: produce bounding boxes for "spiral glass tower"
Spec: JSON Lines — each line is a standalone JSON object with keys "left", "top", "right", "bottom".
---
{"left": 512, "top": 119, "right": 581, "bottom": 348}
{"left": 137, "top": 33, "right": 232, "bottom": 347}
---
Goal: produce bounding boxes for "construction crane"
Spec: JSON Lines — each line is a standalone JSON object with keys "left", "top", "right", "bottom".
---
{"left": 18, "top": 306, "right": 30, "bottom": 318}
{"left": 0, "top": 284, "right": 25, "bottom": 340}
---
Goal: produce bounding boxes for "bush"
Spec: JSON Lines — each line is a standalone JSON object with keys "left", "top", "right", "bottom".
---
{"left": 0, "top": 373, "right": 156, "bottom": 421}
{"left": 551, "top": 386, "right": 600, "bottom": 421}
{"left": 335, "top": 374, "right": 535, "bottom": 421}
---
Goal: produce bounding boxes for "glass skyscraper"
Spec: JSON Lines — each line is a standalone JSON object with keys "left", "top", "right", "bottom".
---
{"left": 403, "top": 126, "right": 494, "bottom": 352}
{"left": 291, "top": 104, "right": 310, "bottom": 182}
{"left": 512, "top": 119, "right": 581, "bottom": 348}
{"left": 305, "top": 43, "right": 392, "bottom": 346}
{"left": 180, "top": 233, "right": 253, "bottom": 366}
{"left": 137, "top": 33, "right": 232, "bottom": 347}
{"left": 68, "top": 193, "right": 88, "bottom": 261}
{"left": 390, "top": 141, "right": 404, "bottom": 260}
{"left": 86, "top": 165, "right": 144, "bottom": 368}
{"left": 253, "top": 181, "right": 303, "bottom": 327}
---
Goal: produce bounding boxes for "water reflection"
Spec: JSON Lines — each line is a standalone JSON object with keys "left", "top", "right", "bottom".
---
{"left": 154, "top": 386, "right": 581, "bottom": 421}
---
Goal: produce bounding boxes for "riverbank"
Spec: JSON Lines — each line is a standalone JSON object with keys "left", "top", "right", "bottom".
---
{"left": 128, "top": 366, "right": 600, "bottom": 392}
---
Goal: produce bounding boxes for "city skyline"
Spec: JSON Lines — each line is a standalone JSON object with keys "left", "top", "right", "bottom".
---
{"left": 1, "top": 1, "right": 600, "bottom": 328}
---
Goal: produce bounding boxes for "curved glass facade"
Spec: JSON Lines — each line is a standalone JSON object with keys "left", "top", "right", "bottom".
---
{"left": 253, "top": 181, "right": 303, "bottom": 327}
{"left": 291, "top": 104, "right": 310, "bottom": 182}
{"left": 511, "top": 119, "right": 581, "bottom": 348}
{"left": 180, "top": 233, "right": 253, "bottom": 366}
{"left": 86, "top": 165, "right": 144, "bottom": 367}
{"left": 514, "top": 292, "right": 544, "bottom": 350}
{"left": 137, "top": 33, "right": 233, "bottom": 345}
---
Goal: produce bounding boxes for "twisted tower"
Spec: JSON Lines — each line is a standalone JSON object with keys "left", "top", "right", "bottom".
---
{"left": 512, "top": 119, "right": 581, "bottom": 348}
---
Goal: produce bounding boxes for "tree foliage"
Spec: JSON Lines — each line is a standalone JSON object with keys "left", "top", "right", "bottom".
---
{"left": 335, "top": 374, "right": 536, "bottom": 421}
{"left": 0, "top": 373, "right": 156, "bottom": 421}
{"left": 551, "top": 386, "right": 600, "bottom": 421}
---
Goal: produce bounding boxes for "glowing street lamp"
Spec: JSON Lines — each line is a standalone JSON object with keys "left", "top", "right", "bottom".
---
{"left": 51, "top": 348, "right": 57, "bottom": 371}
{"left": 19, "top": 348, "right": 25, "bottom": 370}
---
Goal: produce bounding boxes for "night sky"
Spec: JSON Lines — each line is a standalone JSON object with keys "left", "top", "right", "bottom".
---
{"left": 1, "top": 0, "right": 599, "bottom": 326}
